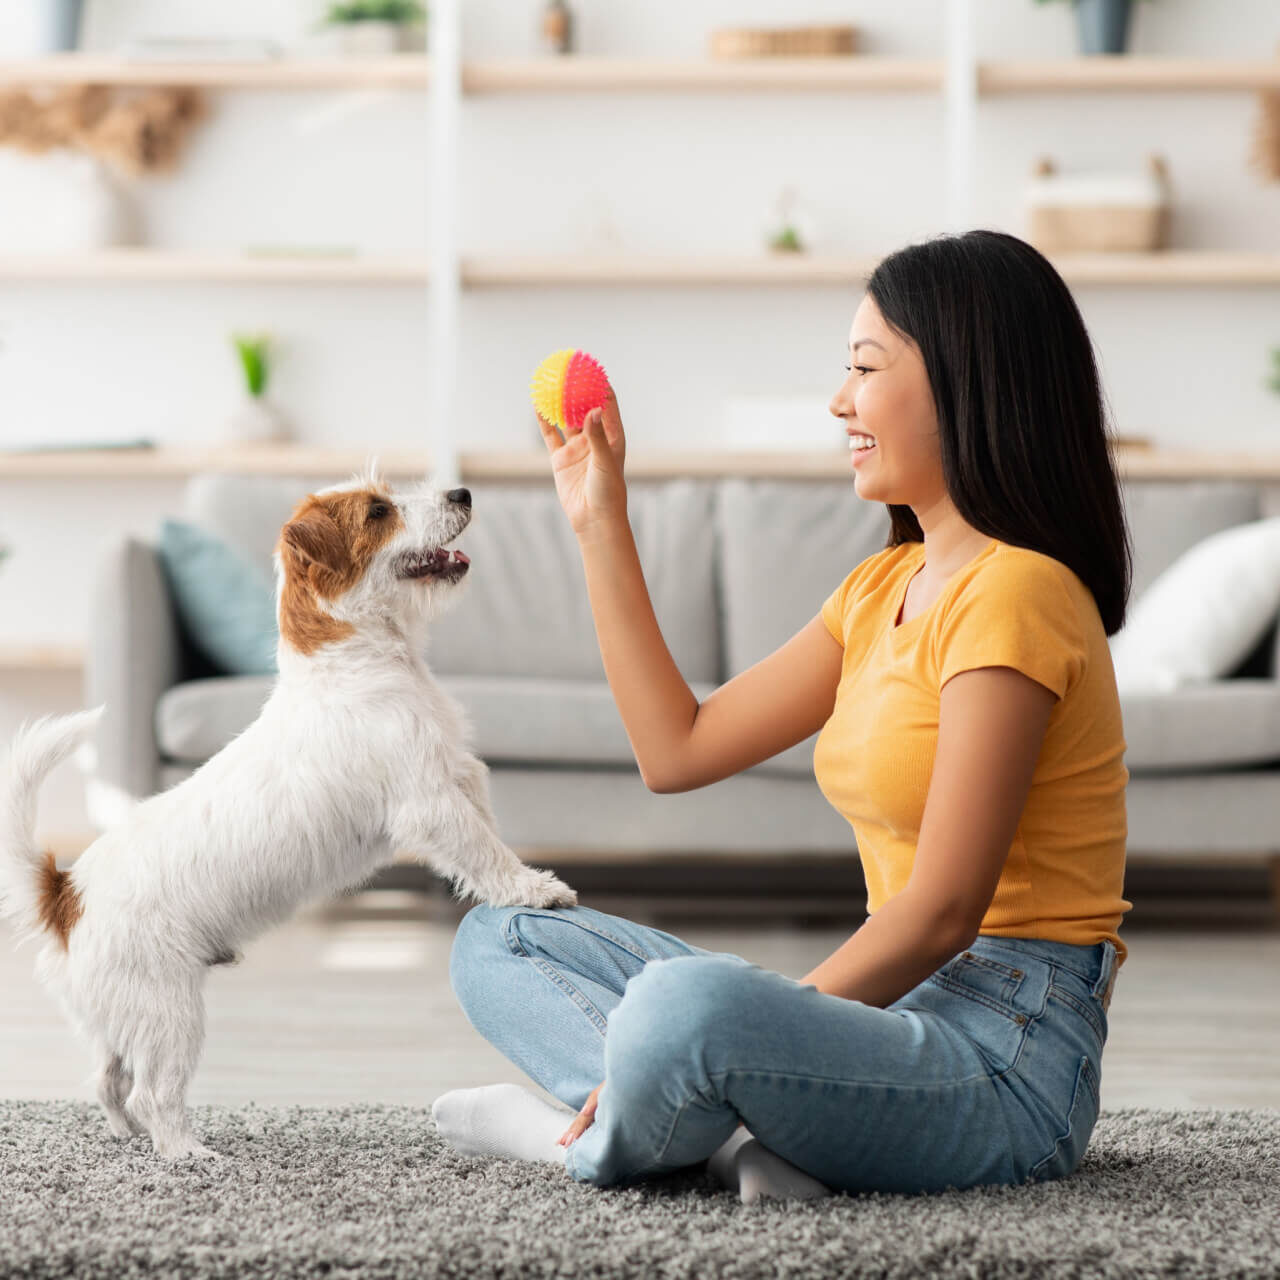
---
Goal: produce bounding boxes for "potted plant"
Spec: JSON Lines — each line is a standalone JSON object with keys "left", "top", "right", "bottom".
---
{"left": 225, "top": 333, "right": 290, "bottom": 446}
{"left": 1032, "top": 0, "right": 1156, "bottom": 56}
{"left": 322, "top": 0, "right": 428, "bottom": 55}
{"left": 763, "top": 187, "right": 814, "bottom": 255}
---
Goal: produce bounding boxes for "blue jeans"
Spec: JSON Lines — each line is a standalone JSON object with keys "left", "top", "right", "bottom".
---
{"left": 448, "top": 903, "right": 1118, "bottom": 1194}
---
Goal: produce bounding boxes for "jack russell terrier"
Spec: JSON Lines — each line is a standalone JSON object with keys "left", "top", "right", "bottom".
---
{"left": 0, "top": 468, "right": 577, "bottom": 1159}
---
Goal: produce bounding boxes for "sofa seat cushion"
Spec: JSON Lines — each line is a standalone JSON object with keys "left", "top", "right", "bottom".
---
{"left": 154, "top": 673, "right": 825, "bottom": 776}
{"left": 156, "top": 676, "right": 276, "bottom": 763}
{"left": 1121, "top": 680, "right": 1280, "bottom": 771}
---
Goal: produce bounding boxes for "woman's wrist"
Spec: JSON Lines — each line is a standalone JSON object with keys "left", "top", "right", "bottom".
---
{"left": 575, "top": 508, "right": 630, "bottom": 549}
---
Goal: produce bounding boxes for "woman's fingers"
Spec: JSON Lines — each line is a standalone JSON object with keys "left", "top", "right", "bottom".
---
{"left": 584, "top": 409, "right": 610, "bottom": 455}
{"left": 599, "top": 386, "right": 624, "bottom": 451}
{"left": 535, "top": 409, "right": 564, "bottom": 452}
{"left": 558, "top": 1083, "right": 603, "bottom": 1146}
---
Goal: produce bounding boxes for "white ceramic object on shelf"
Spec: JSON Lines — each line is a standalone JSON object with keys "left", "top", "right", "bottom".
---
{"left": 223, "top": 397, "right": 291, "bottom": 446}
{"left": 337, "top": 21, "right": 426, "bottom": 54}
{"left": 0, "top": 151, "right": 139, "bottom": 252}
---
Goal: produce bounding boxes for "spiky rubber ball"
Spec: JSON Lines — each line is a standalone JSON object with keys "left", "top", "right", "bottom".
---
{"left": 529, "top": 348, "right": 611, "bottom": 437}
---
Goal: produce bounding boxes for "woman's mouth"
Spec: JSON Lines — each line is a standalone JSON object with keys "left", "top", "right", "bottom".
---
{"left": 850, "top": 435, "right": 877, "bottom": 464}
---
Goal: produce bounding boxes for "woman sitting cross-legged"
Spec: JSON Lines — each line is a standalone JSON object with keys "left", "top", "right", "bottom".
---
{"left": 432, "top": 228, "right": 1130, "bottom": 1203}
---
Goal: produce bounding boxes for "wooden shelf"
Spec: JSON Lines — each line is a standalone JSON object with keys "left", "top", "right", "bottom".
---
{"left": 462, "top": 57, "right": 943, "bottom": 93}
{"left": 463, "top": 252, "right": 1280, "bottom": 288}
{"left": 0, "top": 53, "right": 429, "bottom": 89}
{"left": 0, "top": 644, "right": 84, "bottom": 671}
{"left": 463, "top": 255, "right": 884, "bottom": 286}
{"left": 0, "top": 443, "right": 1278, "bottom": 482}
{"left": 980, "top": 57, "right": 1280, "bottom": 94}
{"left": 3, "top": 54, "right": 1273, "bottom": 96}
{"left": 3, "top": 250, "right": 1278, "bottom": 287}
{"left": 0, "top": 250, "right": 430, "bottom": 284}
{"left": 0, "top": 445, "right": 432, "bottom": 478}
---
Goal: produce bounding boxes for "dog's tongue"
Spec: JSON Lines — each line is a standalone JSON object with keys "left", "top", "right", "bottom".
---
{"left": 452, "top": 550, "right": 469, "bottom": 565}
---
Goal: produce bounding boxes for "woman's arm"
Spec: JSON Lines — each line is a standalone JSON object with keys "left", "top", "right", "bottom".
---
{"left": 578, "top": 517, "right": 843, "bottom": 793}
{"left": 544, "top": 393, "right": 842, "bottom": 794}
{"left": 799, "top": 890, "right": 974, "bottom": 1008}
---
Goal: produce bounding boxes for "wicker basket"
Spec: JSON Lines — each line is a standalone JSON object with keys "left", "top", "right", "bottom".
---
{"left": 709, "top": 25, "right": 858, "bottom": 59}
{"left": 1026, "top": 154, "right": 1172, "bottom": 253}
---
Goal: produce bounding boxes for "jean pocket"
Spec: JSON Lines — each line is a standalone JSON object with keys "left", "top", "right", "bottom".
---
{"left": 925, "top": 949, "right": 1043, "bottom": 1074}
{"left": 1048, "top": 978, "right": 1108, "bottom": 1053}
{"left": 1027, "top": 1054, "right": 1100, "bottom": 1183}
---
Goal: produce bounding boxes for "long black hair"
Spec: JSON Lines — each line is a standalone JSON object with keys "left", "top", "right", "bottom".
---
{"left": 863, "top": 228, "right": 1132, "bottom": 636}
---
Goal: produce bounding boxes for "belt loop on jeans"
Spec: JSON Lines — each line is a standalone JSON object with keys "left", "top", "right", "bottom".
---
{"left": 1092, "top": 939, "right": 1117, "bottom": 1013}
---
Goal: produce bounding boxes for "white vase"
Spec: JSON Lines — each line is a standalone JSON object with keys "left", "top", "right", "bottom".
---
{"left": 0, "top": 150, "right": 139, "bottom": 252}
{"left": 224, "top": 397, "right": 290, "bottom": 446}
{"left": 339, "top": 21, "right": 414, "bottom": 54}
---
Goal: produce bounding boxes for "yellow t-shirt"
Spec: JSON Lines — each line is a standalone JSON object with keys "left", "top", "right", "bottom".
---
{"left": 814, "top": 536, "right": 1131, "bottom": 971}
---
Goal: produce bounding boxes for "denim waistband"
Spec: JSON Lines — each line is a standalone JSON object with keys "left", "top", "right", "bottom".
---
{"left": 967, "top": 933, "right": 1116, "bottom": 997}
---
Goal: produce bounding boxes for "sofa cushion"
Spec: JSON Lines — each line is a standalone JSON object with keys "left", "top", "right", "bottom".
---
{"left": 154, "top": 671, "right": 826, "bottom": 776}
{"left": 1119, "top": 478, "right": 1261, "bottom": 601}
{"left": 1109, "top": 516, "right": 1280, "bottom": 692}
{"left": 156, "top": 675, "right": 275, "bottom": 763}
{"left": 156, "top": 674, "right": 724, "bottom": 769}
{"left": 179, "top": 474, "right": 721, "bottom": 685}
{"left": 1120, "top": 680, "right": 1280, "bottom": 771}
{"left": 183, "top": 473, "right": 310, "bottom": 571}
{"left": 717, "top": 480, "right": 891, "bottom": 676}
{"left": 156, "top": 520, "right": 279, "bottom": 676}
{"left": 425, "top": 480, "right": 721, "bottom": 683}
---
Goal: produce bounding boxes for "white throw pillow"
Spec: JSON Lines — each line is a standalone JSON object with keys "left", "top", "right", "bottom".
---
{"left": 1109, "top": 516, "right": 1280, "bottom": 693}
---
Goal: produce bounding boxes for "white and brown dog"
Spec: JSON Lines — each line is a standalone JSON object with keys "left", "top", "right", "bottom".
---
{"left": 0, "top": 468, "right": 577, "bottom": 1160}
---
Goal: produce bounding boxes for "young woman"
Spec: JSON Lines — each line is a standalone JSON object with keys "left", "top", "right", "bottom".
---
{"left": 432, "top": 229, "right": 1133, "bottom": 1203}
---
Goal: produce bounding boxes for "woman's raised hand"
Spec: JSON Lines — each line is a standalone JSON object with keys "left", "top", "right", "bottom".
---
{"left": 536, "top": 386, "right": 628, "bottom": 539}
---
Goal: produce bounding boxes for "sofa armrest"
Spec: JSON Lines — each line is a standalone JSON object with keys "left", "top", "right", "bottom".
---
{"left": 84, "top": 538, "right": 184, "bottom": 806}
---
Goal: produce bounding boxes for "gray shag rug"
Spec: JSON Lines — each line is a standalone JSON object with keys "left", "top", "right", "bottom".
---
{"left": 2, "top": 1100, "right": 1278, "bottom": 1279}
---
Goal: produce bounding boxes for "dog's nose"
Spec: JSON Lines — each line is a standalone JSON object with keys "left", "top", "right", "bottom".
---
{"left": 447, "top": 487, "right": 471, "bottom": 508}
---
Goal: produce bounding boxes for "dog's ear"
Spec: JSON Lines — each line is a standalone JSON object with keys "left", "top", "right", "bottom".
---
{"left": 281, "top": 504, "right": 350, "bottom": 591}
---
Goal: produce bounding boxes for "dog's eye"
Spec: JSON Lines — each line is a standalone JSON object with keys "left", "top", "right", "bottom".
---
{"left": 368, "top": 501, "right": 390, "bottom": 521}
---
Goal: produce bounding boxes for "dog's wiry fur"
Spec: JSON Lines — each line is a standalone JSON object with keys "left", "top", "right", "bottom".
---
{"left": 0, "top": 466, "right": 576, "bottom": 1160}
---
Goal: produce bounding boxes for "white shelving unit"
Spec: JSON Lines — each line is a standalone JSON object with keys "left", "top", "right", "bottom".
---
{"left": 1, "top": 10, "right": 1278, "bottom": 491}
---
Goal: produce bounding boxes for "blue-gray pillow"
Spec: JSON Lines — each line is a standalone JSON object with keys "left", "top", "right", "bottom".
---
{"left": 157, "top": 519, "right": 279, "bottom": 676}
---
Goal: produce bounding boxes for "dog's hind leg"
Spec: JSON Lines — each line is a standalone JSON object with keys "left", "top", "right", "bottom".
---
{"left": 92, "top": 1041, "right": 144, "bottom": 1139}
{"left": 121, "top": 973, "right": 222, "bottom": 1161}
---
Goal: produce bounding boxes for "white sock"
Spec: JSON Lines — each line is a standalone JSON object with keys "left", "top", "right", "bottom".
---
{"left": 706, "top": 1123, "right": 834, "bottom": 1204}
{"left": 431, "top": 1083, "right": 574, "bottom": 1164}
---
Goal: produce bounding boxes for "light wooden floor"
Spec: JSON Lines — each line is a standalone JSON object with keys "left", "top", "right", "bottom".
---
{"left": 2, "top": 891, "right": 1277, "bottom": 1113}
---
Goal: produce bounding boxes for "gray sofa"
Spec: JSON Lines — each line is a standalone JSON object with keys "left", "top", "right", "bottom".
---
{"left": 84, "top": 472, "right": 1280, "bottom": 908}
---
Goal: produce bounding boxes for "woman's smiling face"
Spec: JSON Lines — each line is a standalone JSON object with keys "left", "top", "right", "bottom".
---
{"left": 828, "top": 293, "right": 941, "bottom": 505}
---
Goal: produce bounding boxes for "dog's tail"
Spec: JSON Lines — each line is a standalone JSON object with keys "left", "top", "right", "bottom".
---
{"left": 0, "top": 706, "right": 104, "bottom": 945}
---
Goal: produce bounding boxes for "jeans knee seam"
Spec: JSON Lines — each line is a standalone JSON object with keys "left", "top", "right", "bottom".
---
{"left": 498, "top": 911, "right": 621, "bottom": 1038}
{"left": 500, "top": 908, "right": 653, "bottom": 969}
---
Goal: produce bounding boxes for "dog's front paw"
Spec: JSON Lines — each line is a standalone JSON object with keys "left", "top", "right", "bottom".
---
{"left": 488, "top": 868, "right": 578, "bottom": 910}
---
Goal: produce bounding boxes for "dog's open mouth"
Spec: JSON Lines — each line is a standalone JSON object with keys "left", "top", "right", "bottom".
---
{"left": 396, "top": 547, "right": 470, "bottom": 581}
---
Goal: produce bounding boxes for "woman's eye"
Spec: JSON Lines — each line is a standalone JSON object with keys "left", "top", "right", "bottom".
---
{"left": 844, "top": 364, "right": 871, "bottom": 375}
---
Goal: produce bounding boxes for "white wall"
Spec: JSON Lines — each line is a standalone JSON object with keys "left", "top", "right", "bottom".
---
{"left": 0, "top": 0, "right": 1278, "bottom": 834}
